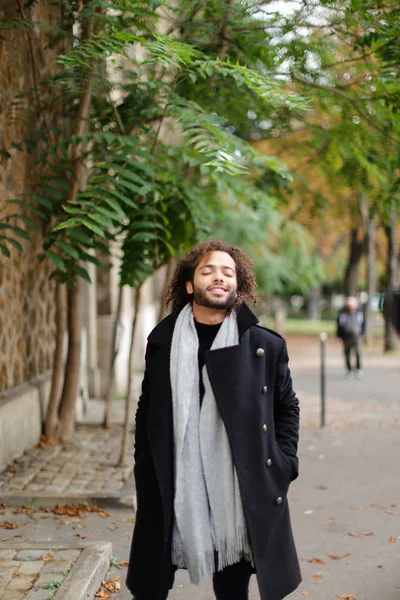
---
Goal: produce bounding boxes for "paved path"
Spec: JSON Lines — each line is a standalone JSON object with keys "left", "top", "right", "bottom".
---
{"left": 0, "top": 426, "right": 133, "bottom": 504}
{"left": 0, "top": 334, "right": 399, "bottom": 600}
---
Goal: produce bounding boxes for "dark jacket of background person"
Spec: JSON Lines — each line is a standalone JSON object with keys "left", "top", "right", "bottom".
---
{"left": 126, "top": 303, "right": 301, "bottom": 600}
{"left": 336, "top": 307, "right": 366, "bottom": 340}
{"left": 394, "top": 288, "right": 400, "bottom": 334}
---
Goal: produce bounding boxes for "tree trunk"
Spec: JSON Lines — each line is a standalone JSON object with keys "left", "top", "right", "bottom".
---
{"left": 383, "top": 203, "right": 398, "bottom": 352}
{"left": 103, "top": 285, "right": 124, "bottom": 429}
{"left": 118, "top": 283, "right": 142, "bottom": 467}
{"left": 364, "top": 216, "right": 376, "bottom": 345}
{"left": 158, "top": 257, "right": 175, "bottom": 322}
{"left": 45, "top": 282, "right": 67, "bottom": 439}
{"left": 57, "top": 284, "right": 82, "bottom": 443}
{"left": 307, "top": 284, "right": 321, "bottom": 320}
{"left": 344, "top": 226, "right": 365, "bottom": 297}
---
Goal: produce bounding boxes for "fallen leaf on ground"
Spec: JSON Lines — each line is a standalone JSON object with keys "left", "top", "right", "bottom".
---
{"left": 304, "top": 510, "right": 314, "bottom": 515}
{"left": 46, "top": 504, "right": 111, "bottom": 518}
{"left": 336, "top": 595, "right": 356, "bottom": 599}
{"left": 378, "top": 565, "right": 385, "bottom": 570}
{"left": 36, "top": 435, "right": 58, "bottom": 448}
{"left": 324, "top": 518, "right": 335, "bottom": 524}
{"left": 347, "top": 532, "right": 359, "bottom": 538}
{"left": 351, "top": 506, "right": 362, "bottom": 510}
{"left": 102, "top": 578, "right": 121, "bottom": 593}
{"left": 0, "top": 504, "right": 10, "bottom": 509}
{"left": 118, "top": 561, "right": 129, "bottom": 567}
{"left": 74, "top": 533, "right": 88, "bottom": 539}
{"left": 108, "top": 526, "right": 118, "bottom": 531}
{"left": 397, "top": 584, "right": 400, "bottom": 589}
{"left": 0, "top": 520, "right": 28, "bottom": 530}
{"left": 307, "top": 558, "right": 325, "bottom": 564}
{"left": 389, "top": 537, "right": 396, "bottom": 543}
{"left": 372, "top": 503, "right": 386, "bottom": 509}
{"left": 384, "top": 510, "right": 395, "bottom": 515}
{"left": 363, "top": 532, "right": 375, "bottom": 536}
{"left": 311, "top": 575, "right": 323, "bottom": 582}
{"left": 392, "top": 503, "right": 398, "bottom": 508}
{"left": 94, "top": 591, "right": 111, "bottom": 599}
{"left": 40, "top": 552, "right": 55, "bottom": 561}
{"left": 301, "top": 591, "right": 309, "bottom": 596}
{"left": 328, "top": 553, "right": 351, "bottom": 560}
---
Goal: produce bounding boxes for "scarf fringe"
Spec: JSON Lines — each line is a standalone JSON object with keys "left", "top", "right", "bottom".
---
{"left": 172, "top": 542, "right": 215, "bottom": 585}
{"left": 214, "top": 526, "right": 251, "bottom": 571}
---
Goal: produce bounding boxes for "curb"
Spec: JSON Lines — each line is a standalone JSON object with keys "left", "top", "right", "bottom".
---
{"left": 0, "top": 541, "right": 112, "bottom": 600}
{"left": 57, "top": 541, "right": 112, "bottom": 600}
{"left": 0, "top": 483, "right": 136, "bottom": 510}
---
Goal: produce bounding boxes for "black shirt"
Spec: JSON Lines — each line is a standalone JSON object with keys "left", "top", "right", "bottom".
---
{"left": 194, "top": 320, "right": 222, "bottom": 402}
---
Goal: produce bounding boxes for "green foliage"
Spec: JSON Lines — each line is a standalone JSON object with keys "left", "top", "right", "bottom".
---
{"left": 3, "top": 0, "right": 313, "bottom": 291}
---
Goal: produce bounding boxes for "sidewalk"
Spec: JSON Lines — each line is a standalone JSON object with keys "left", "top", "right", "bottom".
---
{"left": 1, "top": 335, "right": 399, "bottom": 600}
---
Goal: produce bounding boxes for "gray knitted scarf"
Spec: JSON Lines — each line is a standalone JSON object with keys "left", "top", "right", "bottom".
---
{"left": 170, "top": 303, "right": 251, "bottom": 585}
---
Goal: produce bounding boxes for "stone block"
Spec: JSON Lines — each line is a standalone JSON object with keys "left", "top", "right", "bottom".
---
{"left": 41, "top": 560, "right": 71, "bottom": 574}
{"left": 0, "top": 550, "right": 17, "bottom": 559}
{"left": 5, "top": 574, "right": 33, "bottom": 591}
{"left": 33, "top": 572, "right": 64, "bottom": 587}
{"left": 16, "top": 561, "right": 44, "bottom": 576}
{"left": 16, "top": 550, "right": 50, "bottom": 562}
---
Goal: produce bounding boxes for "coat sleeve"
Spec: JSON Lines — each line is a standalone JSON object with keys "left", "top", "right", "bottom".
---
{"left": 134, "top": 345, "right": 152, "bottom": 463}
{"left": 273, "top": 339, "right": 300, "bottom": 480}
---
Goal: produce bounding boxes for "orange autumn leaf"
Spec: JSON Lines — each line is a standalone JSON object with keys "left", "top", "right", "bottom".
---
{"left": 118, "top": 561, "right": 129, "bottom": 567}
{"left": 302, "top": 591, "right": 309, "bottom": 596}
{"left": 311, "top": 575, "right": 324, "bottom": 582}
{"left": 308, "top": 557, "right": 325, "bottom": 564}
{"left": 336, "top": 595, "right": 356, "bottom": 600}
{"left": 350, "top": 506, "right": 362, "bottom": 510}
{"left": 389, "top": 537, "right": 396, "bottom": 543}
{"left": 328, "top": 553, "right": 351, "bottom": 560}
{"left": 363, "top": 532, "right": 375, "bottom": 536}
{"left": 347, "top": 532, "right": 359, "bottom": 537}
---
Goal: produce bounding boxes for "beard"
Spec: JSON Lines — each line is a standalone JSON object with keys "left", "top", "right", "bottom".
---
{"left": 192, "top": 286, "right": 237, "bottom": 311}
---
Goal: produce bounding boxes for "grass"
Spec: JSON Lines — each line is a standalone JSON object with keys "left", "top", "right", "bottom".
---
{"left": 282, "top": 318, "right": 336, "bottom": 336}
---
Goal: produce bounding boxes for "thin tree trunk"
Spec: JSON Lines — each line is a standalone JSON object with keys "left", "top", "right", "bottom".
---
{"left": 307, "top": 284, "right": 321, "bottom": 320}
{"left": 383, "top": 203, "right": 398, "bottom": 352}
{"left": 57, "top": 284, "right": 82, "bottom": 442}
{"left": 103, "top": 285, "right": 124, "bottom": 429}
{"left": 45, "top": 282, "right": 67, "bottom": 439}
{"left": 158, "top": 258, "right": 175, "bottom": 322}
{"left": 54, "top": 6, "right": 96, "bottom": 440}
{"left": 364, "top": 216, "right": 376, "bottom": 345}
{"left": 118, "top": 283, "right": 142, "bottom": 467}
{"left": 344, "top": 226, "right": 365, "bottom": 297}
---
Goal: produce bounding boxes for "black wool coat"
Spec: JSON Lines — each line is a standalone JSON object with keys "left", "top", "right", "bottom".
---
{"left": 126, "top": 303, "right": 302, "bottom": 600}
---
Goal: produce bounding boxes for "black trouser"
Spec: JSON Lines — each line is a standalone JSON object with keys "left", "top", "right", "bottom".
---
{"left": 133, "top": 559, "right": 253, "bottom": 600}
{"left": 212, "top": 558, "right": 253, "bottom": 600}
{"left": 343, "top": 335, "right": 362, "bottom": 371}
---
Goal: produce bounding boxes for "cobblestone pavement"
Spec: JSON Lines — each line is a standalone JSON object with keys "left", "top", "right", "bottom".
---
{"left": 0, "top": 426, "right": 133, "bottom": 497}
{"left": 0, "top": 546, "right": 81, "bottom": 600}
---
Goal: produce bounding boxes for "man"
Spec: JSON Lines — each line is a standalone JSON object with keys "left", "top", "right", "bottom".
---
{"left": 336, "top": 296, "right": 365, "bottom": 378}
{"left": 126, "top": 240, "right": 301, "bottom": 600}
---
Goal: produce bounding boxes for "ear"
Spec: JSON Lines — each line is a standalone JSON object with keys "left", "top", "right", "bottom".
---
{"left": 186, "top": 281, "right": 193, "bottom": 295}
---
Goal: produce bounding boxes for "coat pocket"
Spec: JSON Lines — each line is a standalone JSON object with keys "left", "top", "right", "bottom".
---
{"left": 272, "top": 441, "right": 294, "bottom": 481}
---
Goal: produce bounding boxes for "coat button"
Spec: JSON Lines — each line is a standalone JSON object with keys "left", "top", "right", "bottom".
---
{"left": 256, "top": 348, "right": 265, "bottom": 357}
{"left": 263, "top": 424, "right": 267, "bottom": 432}
{"left": 276, "top": 496, "right": 283, "bottom": 505}
{"left": 266, "top": 458, "right": 272, "bottom": 467}
{"left": 262, "top": 385, "right": 268, "bottom": 394}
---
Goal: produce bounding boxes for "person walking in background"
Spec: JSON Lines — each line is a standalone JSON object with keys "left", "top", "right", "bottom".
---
{"left": 336, "top": 296, "right": 366, "bottom": 378}
{"left": 126, "top": 240, "right": 301, "bottom": 600}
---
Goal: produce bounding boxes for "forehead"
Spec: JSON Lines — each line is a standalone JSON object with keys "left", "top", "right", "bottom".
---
{"left": 196, "top": 251, "right": 236, "bottom": 271}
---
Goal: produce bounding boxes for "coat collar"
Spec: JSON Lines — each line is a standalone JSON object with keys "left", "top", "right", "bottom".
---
{"left": 148, "top": 302, "right": 259, "bottom": 348}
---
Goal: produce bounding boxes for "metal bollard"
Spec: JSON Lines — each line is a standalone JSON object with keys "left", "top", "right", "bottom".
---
{"left": 320, "top": 332, "right": 327, "bottom": 428}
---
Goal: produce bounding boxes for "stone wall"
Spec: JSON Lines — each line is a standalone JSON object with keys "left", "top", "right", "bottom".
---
{"left": 0, "top": 1, "right": 62, "bottom": 393}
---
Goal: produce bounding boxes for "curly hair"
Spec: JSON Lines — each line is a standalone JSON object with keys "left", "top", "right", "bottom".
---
{"left": 166, "top": 240, "right": 258, "bottom": 318}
